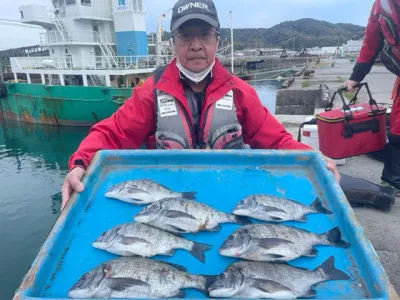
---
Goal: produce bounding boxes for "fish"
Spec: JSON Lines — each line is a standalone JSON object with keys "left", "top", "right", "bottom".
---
{"left": 208, "top": 256, "right": 350, "bottom": 299}
{"left": 68, "top": 257, "right": 214, "bottom": 298}
{"left": 105, "top": 179, "right": 196, "bottom": 205}
{"left": 233, "top": 195, "right": 332, "bottom": 222}
{"left": 219, "top": 224, "right": 349, "bottom": 262}
{"left": 92, "top": 223, "right": 212, "bottom": 263}
{"left": 134, "top": 198, "right": 251, "bottom": 234}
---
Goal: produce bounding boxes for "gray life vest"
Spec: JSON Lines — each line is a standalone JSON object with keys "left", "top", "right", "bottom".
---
{"left": 153, "top": 68, "right": 244, "bottom": 150}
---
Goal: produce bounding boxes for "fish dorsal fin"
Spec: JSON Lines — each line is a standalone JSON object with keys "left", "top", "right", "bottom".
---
{"left": 163, "top": 210, "right": 197, "bottom": 220}
{"left": 162, "top": 261, "right": 187, "bottom": 272}
{"left": 108, "top": 277, "right": 150, "bottom": 291}
{"left": 256, "top": 238, "right": 294, "bottom": 249}
{"left": 142, "top": 179, "right": 170, "bottom": 191}
{"left": 251, "top": 278, "right": 293, "bottom": 293}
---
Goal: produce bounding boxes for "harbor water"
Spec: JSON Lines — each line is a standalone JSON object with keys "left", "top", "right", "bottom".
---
{"left": 0, "top": 81, "right": 278, "bottom": 299}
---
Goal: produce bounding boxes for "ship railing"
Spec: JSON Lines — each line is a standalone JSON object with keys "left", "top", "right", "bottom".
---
{"left": 40, "top": 30, "right": 115, "bottom": 45}
{"left": 11, "top": 55, "right": 174, "bottom": 71}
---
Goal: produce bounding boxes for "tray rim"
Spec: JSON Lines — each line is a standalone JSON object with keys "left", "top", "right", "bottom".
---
{"left": 12, "top": 149, "right": 395, "bottom": 300}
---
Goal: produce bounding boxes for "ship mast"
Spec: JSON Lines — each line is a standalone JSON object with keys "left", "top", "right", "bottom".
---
{"left": 156, "top": 8, "right": 172, "bottom": 66}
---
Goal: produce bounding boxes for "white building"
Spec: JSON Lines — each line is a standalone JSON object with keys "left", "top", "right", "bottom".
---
{"left": 343, "top": 39, "right": 363, "bottom": 54}
{"left": 10, "top": 0, "right": 171, "bottom": 86}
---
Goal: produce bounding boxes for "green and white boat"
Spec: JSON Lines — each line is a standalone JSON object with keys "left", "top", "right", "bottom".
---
{"left": 0, "top": 0, "right": 172, "bottom": 126}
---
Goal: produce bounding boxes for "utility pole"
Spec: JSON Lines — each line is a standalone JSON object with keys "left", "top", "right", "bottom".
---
{"left": 292, "top": 36, "right": 295, "bottom": 52}
{"left": 156, "top": 8, "right": 172, "bottom": 67}
{"left": 230, "top": 10, "right": 234, "bottom": 74}
{"left": 0, "top": 64, "right": 3, "bottom": 83}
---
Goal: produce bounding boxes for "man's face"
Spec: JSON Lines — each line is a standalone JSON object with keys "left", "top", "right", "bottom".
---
{"left": 172, "top": 19, "right": 219, "bottom": 73}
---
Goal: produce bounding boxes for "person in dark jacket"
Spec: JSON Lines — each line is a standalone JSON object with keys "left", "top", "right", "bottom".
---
{"left": 346, "top": 0, "right": 400, "bottom": 190}
{"left": 61, "top": 0, "right": 339, "bottom": 209}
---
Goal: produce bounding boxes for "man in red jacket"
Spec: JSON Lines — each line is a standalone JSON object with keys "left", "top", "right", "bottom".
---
{"left": 61, "top": 0, "right": 339, "bottom": 209}
{"left": 346, "top": 0, "right": 400, "bottom": 190}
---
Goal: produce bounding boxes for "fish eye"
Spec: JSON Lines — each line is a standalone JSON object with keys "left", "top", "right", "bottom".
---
{"left": 224, "top": 235, "right": 235, "bottom": 244}
{"left": 102, "top": 265, "right": 112, "bottom": 277}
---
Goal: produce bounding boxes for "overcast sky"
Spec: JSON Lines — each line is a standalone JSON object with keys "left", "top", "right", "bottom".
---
{"left": 0, "top": 0, "right": 375, "bottom": 50}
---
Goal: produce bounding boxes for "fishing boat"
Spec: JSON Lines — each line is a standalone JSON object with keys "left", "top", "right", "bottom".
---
{"left": 0, "top": 0, "right": 173, "bottom": 126}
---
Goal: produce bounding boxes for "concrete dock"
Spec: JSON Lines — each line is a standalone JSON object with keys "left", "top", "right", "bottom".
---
{"left": 276, "top": 58, "right": 400, "bottom": 295}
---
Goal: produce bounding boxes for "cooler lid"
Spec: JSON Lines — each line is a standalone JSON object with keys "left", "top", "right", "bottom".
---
{"left": 316, "top": 102, "right": 387, "bottom": 123}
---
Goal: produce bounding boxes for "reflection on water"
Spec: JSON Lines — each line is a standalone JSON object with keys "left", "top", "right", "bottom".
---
{"left": 0, "top": 119, "right": 89, "bottom": 300}
{"left": 251, "top": 80, "right": 281, "bottom": 114}
{"left": 0, "top": 81, "right": 278, "bottom": 299}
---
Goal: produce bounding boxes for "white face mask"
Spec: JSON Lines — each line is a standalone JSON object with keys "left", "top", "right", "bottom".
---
{"left": 171, "top": 37, "right": 218, "bottom": 84}
{"left": 176, "top": 57, "right": 215, "bottom": 84}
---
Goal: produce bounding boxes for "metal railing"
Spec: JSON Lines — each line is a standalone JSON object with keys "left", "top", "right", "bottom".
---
{"left": 12, "top": 55, "right": 174, "bottom": 71}
{"left": 52, "top": 14, "right": 68, "bottom": 43}
{"left": 40, "top": 30, "right": 115, "bottom": 45}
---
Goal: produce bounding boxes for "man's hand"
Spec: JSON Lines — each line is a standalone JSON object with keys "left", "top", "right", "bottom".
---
{"left": 324, "top": 156, "right": 341, "bottom": 182}
{"left": 344, "top": 80, "right": 360, "bottom": 93}
{"left": 61, "top": 167, "right": 86, "bottom": 211}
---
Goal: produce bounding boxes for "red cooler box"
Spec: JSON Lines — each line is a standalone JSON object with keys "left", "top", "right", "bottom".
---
{"left": 316, "top": 83, "right": 387, "bottom": 159}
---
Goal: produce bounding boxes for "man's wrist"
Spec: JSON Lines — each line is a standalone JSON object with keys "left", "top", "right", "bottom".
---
{"left": 72, "top": 159, "right": 87, "bottom": 170}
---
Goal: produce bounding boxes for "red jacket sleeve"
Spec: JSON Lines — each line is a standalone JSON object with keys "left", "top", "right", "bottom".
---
{"left": 350, "top": 1, "right": 384, "bottom": 82}
{"left": 233, "top": 78, "right": 312, "bottom": 150}
{"left": 68, "top": 78, "right": 155, "bottom": 170}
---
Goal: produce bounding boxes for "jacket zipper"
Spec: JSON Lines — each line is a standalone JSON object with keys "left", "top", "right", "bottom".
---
{"left": 179, "top": 101, "right": 197, "bottom": 148}
{"left": 198, "top": 105, "right": 212, "bottom": 148}
{"left": 198, "top": 79, "right": 232, "bottom": 147}
{"left": 381, "top": 15, "right": 397, "bottom": 42}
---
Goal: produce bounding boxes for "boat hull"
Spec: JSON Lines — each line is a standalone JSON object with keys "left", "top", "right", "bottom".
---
{"left": 0, "top": 83, "right": 132, "bottom": 127}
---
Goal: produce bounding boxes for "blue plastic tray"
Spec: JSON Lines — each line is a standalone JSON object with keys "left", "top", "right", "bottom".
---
{"left": 13, "top": 150, "right": 393, "bottom": 300}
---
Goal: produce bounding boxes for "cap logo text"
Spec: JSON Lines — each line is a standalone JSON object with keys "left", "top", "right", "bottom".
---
{"left": 178, "top": 2, "right": 210, "bottom": 14}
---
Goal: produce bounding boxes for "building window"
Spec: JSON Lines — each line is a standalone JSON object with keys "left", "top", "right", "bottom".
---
{"left": 65, "top": 49, "right": 68, "bottom": 54}
{"left": 66, "top": 0, "right": 76, "bottom": 5}
{"left": 118, "top": 0, "right": 126, "bottom": 6}
{"left": 81, "top": 0, "right": 91, "bottom": 5}
{"left": 52, "top": 49, "right": 55, "bottom": 54}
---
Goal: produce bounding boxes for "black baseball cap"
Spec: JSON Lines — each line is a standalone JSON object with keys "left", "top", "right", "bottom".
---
{"left": 170, "top": 0, "right": 220, "bottom": 32}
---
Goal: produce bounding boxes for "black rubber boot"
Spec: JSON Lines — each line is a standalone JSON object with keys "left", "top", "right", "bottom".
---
{"left": 340, "top": 174, "right": 396, "bottom": 211}
{"left": 381, "top": 133, "right": 400, "bottom": 190}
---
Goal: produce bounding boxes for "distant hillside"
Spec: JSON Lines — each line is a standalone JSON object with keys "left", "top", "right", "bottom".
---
{"left": 217, "top": 18, "right": 366, "bottom": 50}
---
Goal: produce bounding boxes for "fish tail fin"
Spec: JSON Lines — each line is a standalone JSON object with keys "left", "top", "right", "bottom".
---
{"left": 231, "top": 214, "right": 252, "bottom": 225}
{"left": 191, "top": 275, "right": 216, "bottom": 296}
{"left": 325, "top": 227, "right": 350, "bottom": 248}
{"left": 201, "top": 275, "right": 217, "bottom": 295}
{"left": 311, "top": 198, "right": 332, "bottom": 214}
{"left": 189, "top": 242, "right": 212, "bottom": 263}
{"left": 181, "top": 192, "right": 197, "bottom": 200}
{"left": 316, "top": 256, "right": 350, "bottom": 281}
{"left": 205, "top": 275, "right": 217, "bottom": 291}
